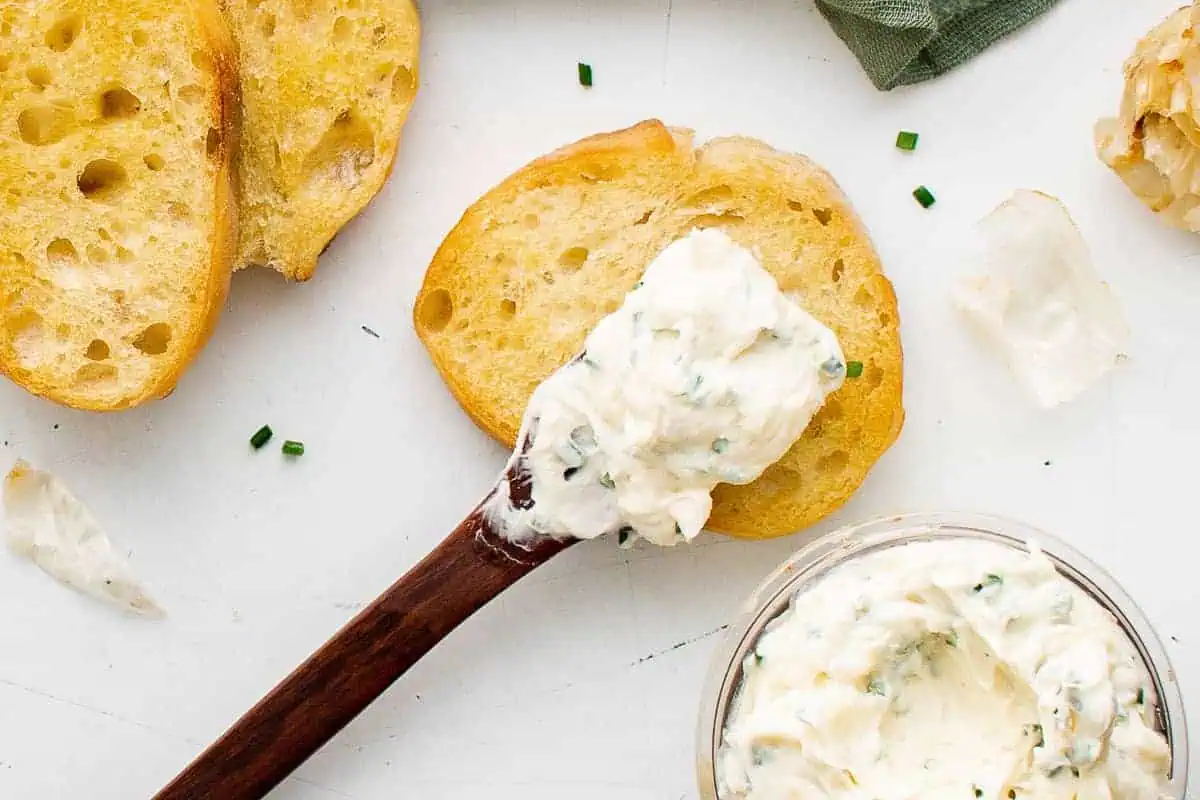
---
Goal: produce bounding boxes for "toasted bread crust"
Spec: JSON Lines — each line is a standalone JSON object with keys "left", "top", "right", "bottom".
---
{"left": 415, "top": 120, "right": 904, "bottom": 540}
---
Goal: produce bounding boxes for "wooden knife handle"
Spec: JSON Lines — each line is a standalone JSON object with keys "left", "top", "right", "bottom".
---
{"left": 154, "top": 509, "right": 575, "bottom": 800}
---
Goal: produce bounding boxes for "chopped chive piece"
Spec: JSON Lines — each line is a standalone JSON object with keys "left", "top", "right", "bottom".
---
{"left": 563, "top": 466, "right": 580, "bottom": 481}
{"left": 845, "top": 360, "right": 864, "bottom": 379}
{"left": 712, "top": 437, "right": 730, "bottom": 454}
{"left": 754, "top": 653, "right": 765, "bottom": 666}
{"left": 281, "top": 440, "right": 305, "bottom": 457}
{"left": 1136, "top": 687, "right": 1146, "bottom": 705}
{"left": 577, "top": 62, "right": 593, "bottom": 87}
{"left": 912, "top": 185, "right": 936, "bottom": 208}
{"left": 599, "top": 472, "right": 615, "bottom": 489}
{"left": 973, "top": 573, "right": 1003, "bottom": 593}
{"left": 617, "top": 527, "right": 633, "bottom": 547}
{"left": 895, "top": 130, "right": 919, "bottom": 151}
{"left": 250, "top": 425, "right": 273, "bottom": 450}
{"left": 973, "top": 787, "right": 983, "bottom": 799}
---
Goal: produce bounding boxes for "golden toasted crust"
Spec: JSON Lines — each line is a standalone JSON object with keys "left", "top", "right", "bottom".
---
{"left": 0, "top": 0, "right": 239, "bottom": 411}
{"left": 414, "top": 120, "right": 904, "bottom": 540}
{"left": 223, "top": 0, "right": 420, "bottom": 281}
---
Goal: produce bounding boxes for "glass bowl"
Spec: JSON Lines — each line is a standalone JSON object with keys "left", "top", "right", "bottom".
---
{"left": 695, "top": 511, "right": 1188, "bottom": 798}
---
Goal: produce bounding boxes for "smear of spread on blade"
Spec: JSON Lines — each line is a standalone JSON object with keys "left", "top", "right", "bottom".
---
{"left": 2, "top": 461, "right": 163, "bottom": 616}
{"left": 954, "top": 190, "right": 1130, "bottom": 409}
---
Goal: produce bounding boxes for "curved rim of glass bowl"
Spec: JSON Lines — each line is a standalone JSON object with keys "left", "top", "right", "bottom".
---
{"left": 695, "top": 511, "right": 1189, "bottom": 799}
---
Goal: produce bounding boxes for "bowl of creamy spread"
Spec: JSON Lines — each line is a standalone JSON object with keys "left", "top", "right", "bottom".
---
{"left": 696, "top": 512, "right": 1188, "bottom": 799}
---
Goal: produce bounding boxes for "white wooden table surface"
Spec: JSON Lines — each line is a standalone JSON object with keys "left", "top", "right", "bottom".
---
{"left": 2, "top": 1, "right": 1197, "bottom": 797}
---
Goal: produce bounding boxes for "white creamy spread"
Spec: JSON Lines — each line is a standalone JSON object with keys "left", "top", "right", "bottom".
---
{"left": 953, "top": 190, "right": 1129, "bottom": 408}
{"left": 2, "top": 461, "right": 163, "bottom": 616}
{"left": 718, "top": 539, "right": 1172, "bottom": 800}
{"left": 493, "top": 228, "right": 844, "bottom": 546}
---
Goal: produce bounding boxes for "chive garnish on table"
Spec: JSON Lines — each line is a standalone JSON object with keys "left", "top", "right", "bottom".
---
{"left": 895, "top": 130, "right": 919, "bottom": 151}
{"left": 281, "top": 440, "right": 305, "bottom": 457}
{"left": 250, "top": 425, "right": 273, "bottom": 450}
{"left": 577, "top": 62, "right": 593, "bottom": 87}
{"left": 846, "top": 360, "right": 864, "bottom": 379}
{"left": 913, "top": 185, "right": 936, "bottom": 208}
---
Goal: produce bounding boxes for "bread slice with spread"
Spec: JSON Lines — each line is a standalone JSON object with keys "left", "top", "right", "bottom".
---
{"left": 0, "top": 0, "right": 239, "bottom": 410}
{"left": 414, "top": 120, "right": 904, "bottom": 539}
{"left": 222, "top": 0, "right": 420, "bottom": 280}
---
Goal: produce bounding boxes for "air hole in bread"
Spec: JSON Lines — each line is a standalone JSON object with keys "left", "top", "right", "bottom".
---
{"left": 820, "top": 397, "right": 843, "bottom": 420}
{"left": 143, "top": 153, "right": 165, "bottom": 171}
{"left": 46, "top": 238, "right": 78, "bottom": 266}
{"left": 45, "top": 14, "right": 82, "bottom": 52}
{"left": 634, "top": 209, "right": 653, "bottom": 225}
{"left": 866, "top": 364, "right": 883, "bottom": 388}
{"left": 178, "top": 84, "right": 203, "bottom": 105}
{"left": 540, "top": 270, "right": 556, "bottom": 285}
{"left": 115, "top": 246, "right": 134, "bottom": 264}
{"left": 77, "top": 159, "right": 127, "bottom": 200}
{"left": 684, "top": 184, "right": 734, "bottom": 208}
{"left": 0, "top": 54, "right": 11, "bottom": 72}
{"left": 100, "top": 87, "right": 140, "bottom": 120}
{"left": 813, "top": 208, "right": 833, "bottom": 226}
{"left": 168, "top": 202, "right": 191, "bottom": 221}
{"left": 133, "top": 323, "right": 172, "bottom": 355}
{"left": 84, "top": 339, "right": 110, "bottom": 361}
{"left": 271, "top": 140, "right": 283, "bottom": 170}
{"left": 689, "top": 212, "right": 745, "bottom": 229}
{"left": 86, "top": 244, "right": 108, "bottom": 263}
{"left": 18, "top": 105, "right": 73, "bottom": 145}
{"left": 333, "top": 16, "right": 352, "bottom": 42}
{"left": 579, "top": 164, "right": 621, "bottom": 184}
{"left": 787, "top": 200, "right": 804, "bottom": 212}
{"left": 417, "top": 289, "right": 454, "bottom": 333}
{"left": 392, "top": 65, "right": 416, "bottom": 103}
{"left": 816, "top": 449, "right": 849, "bottom": 473}
{"left": 831, "top": 258, "right": 845, "bottom": 283}
{"left": 97, "top": 228, "right": 111, "bottom": 241}
{"left": 372, "top": 24, "right": 387, "bottom": 44}
{"left": 558, "top": 247, "right": 588, "bottom": 272}
{"left": 262, "top": 14, "right": 276, "bottom": 37}
{"left": 853, "top": 286, "right": 872, "bottom": 307}
{"left": 879, "top": 310, "right": 891, "bottom": 325}
{"left": 499, "top": 299, "right": 517, "bottom": 319}
{"left": 131, "top": 29, "right": 148, "bottom": 47}
{"left": 25, "top": 65, "right": 51, "bottom": 89}
{"left": 75, "top": 363, "right": 117, "bottom": 386}
{"left": 191, "top": 49, "right": 214, "bottom": 74}
{"left": 522, "top": 213, "right": 540, "bottom": 230}
{"left": 302, "top": 109, "right": 375, "bottom": 188}
{"left": 9, "top": 310, "right": 46, "bottom": 361}
{"left": 205, "top": 127, "right": 221, "bottom": 158}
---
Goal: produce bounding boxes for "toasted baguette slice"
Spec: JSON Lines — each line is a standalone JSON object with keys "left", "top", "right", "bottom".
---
{"left": 414, "top": 120, "right": 904, "bottom": 540}
{"left": 223, "top": 0, "right": 420, "bottom": 281}
{"left": 0, "top": 0, "right": 238, "bottom": 411}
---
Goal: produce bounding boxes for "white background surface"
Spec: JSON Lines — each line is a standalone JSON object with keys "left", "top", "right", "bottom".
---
{"left": 1, "top": 0, "right": 1197, "bottom": 797}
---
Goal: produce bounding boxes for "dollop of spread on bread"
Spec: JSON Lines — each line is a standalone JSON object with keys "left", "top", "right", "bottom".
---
{"left": 493, "top": 229, "right": 844, "bottom": 546}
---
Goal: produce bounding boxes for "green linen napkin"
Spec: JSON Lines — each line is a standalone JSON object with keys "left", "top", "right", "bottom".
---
{"left": 816, "top": 0, "right": 1063, "bottom": 90}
